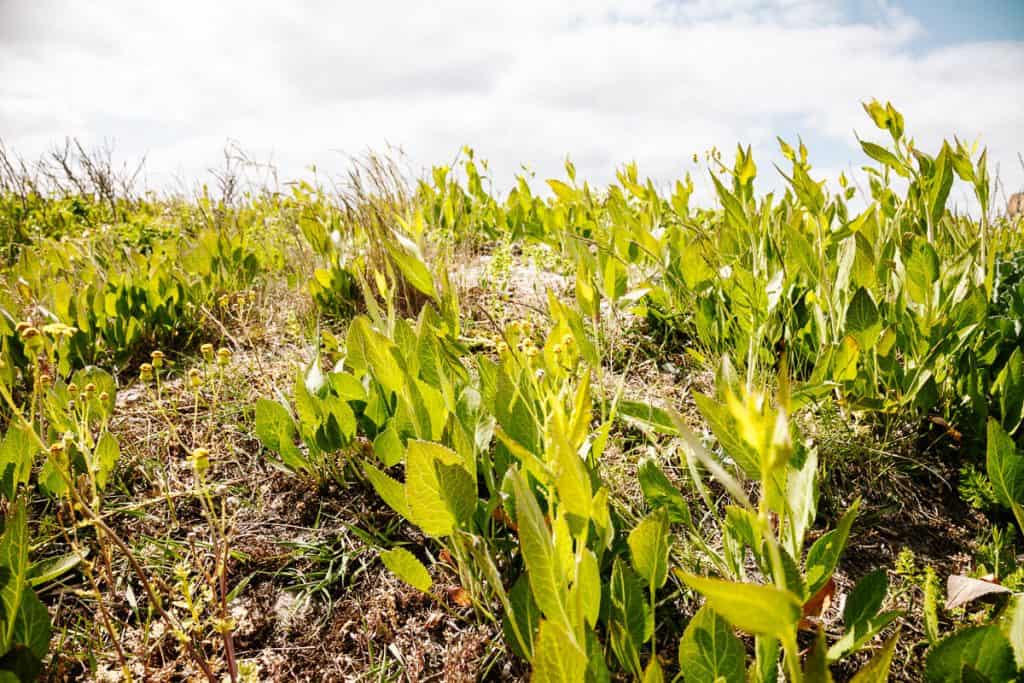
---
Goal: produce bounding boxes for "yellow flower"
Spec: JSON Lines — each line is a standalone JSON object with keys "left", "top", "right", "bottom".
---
{"left": 200, "top": 343, "right": 214, "bottom": 362}
{"left": 150, "top": 350, "right": 165, "bottom": 369}
{"left": 189, "top": 448, "right": 210, "bottom": 476}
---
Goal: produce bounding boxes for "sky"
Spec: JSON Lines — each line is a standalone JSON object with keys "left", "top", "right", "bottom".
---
{"left": 1, "top": 0, "right": 1022, "bottom": 210}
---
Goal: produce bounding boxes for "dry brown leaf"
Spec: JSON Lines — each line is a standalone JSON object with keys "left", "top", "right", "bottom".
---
{"left": 798, "top": 576, "right": 836, "bottom": 630}
{"left": 945, "top": 574, "right": 1011, "bottom": 611}
{"left": 446, "top": 585, "right": 472, "bottom": 607}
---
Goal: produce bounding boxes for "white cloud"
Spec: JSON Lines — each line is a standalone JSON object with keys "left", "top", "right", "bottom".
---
{"left": 1, "top": 0, "right": 1021, "bottom": 210}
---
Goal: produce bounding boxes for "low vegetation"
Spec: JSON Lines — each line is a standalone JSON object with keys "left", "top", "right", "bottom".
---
{"left": 0, "top": 102, "right": 1023, "bottom": 681}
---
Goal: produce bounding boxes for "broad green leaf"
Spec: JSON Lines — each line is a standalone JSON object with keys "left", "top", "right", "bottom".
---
{"left": 618, "top": 401, "right": 677, "bottom": 435}
{"left": 986, "top": 419, "right": 1024, "bottom": 530}
{"left": 833, "top": 336, "right": 860, "bottom": 382}
{"left": 805, "top": 499, "right": 860, "bottom": 596}
{"left": 547, "top": 179, "right": 578, "bottom": 203}
{"left": 1003, "top": 595, "right": 1024, "bottom": 670}
{"left": 693, "top": 393, "right": 759, "bottom": 478}
{"left": 843, "top": 570, "right": 888, "bottom": 628}
{"left": 997, "top": 348, "right": 1024, "bottom": 434}
{"left": 677, "top": 605, "right": 745, "bottom": 683}
{"left": 93, "top": 430, "right": 120, "bottom": 490}
{"left": 784, "top": 446, "right": 818, "bottom": 558}
{"left": 551, "top": 436, "right": 591, "bottom": 523}
{"left": 0, "top": 427, "right": 34, "bottom": 500}
{"left": 385, "top": 231, "right": 437, "bottom": 300}
{"left": 642, "top": 657, "right": 664, "bottom": 683}
{"left": 372, "top": 425, "right": 403, "bottom": 468}
{"left": 251, "top": 398, "right": 293, "bottom": 448}
{"left": 628, "top": 508, "right": 669, "bottom": 591}
{"left": 27, "top": 551, "right": 84, "bottom": 587}
{"left": 860, "top": 139, "right": 908, "bottom": 177}
{"left": 846, "top": 288, "right": 882, "bottom": 350}
{"left": 346, "top": 317, "right": 405, "bottom": 396}
{"left": 12, "top": 588, "right": 51, "bottom": 659}
{"left": 511, "top": 470, "right": 569, "bottom": 629}
{"left": 849, "top": 630, "right": 900, "bottom": 683}
{"left": 532, "top": 620, "right": 586, "bottom": 683}
{"left": 905, "top": 238, "right": 939, "bottom": 305}
{"left": 575, "top": 549, "right": 601, "bottom": 628}
{"left": 804, "top": 627, "right": 833, "bottom": 683}
{"left": 678, "top": 573, "right": 801, "bottom": 641}
{"left": 924, "top": 625, "right": 1015, "bottom": 683}
{"left": 609, "top": 558, "right": 648, "bottom": 676}
{"left": 379, "top": 548, "right": 431, "bottom": 593}
{"left": 0, "top": 500, "right": 29, "bottom": 653}
{"left": 362, "top": 462, "right": 410, "bottom": 519}
{"left": 928, "top": 143, "right": 954, "bottom": 228}
{"left": 828, "top": 610, "right": 901, "bottom": 663}
{"left": 405, "top": 440, "right": 473, "bottom": 537}
{"left": 637, "top": 458, "right": 691, "bottom": 526}
{"left": 503, "top": 574, "right": 540, "bottom": 660}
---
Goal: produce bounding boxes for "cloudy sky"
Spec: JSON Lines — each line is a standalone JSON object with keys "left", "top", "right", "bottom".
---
{"left": 1, "top": 0, "right": 1022, "bottom": 208}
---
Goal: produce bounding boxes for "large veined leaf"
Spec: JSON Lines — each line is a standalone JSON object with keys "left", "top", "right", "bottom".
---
{"left": 678, "top": 573, "right": 801, "bottom": 642}
{"left": 92, "top": 431, "right": 120, "bottom": 491}
{"left": 849, "top": 630, "right": 900, "bottom": 683}
{"left": 254, "top": 399, "right": 306, "bottom": 472}
{"left": 859, "top": 139, "right": 909, "bottom": 177}
{"left": 628, "top": 508, "right": 669, "bottom": 591}
{"left": 609, "top": 558, "right": 649, "bottom": 677}
{"left": 0, "top": 427, "right": 34, "bottom": 500}
{"left": 805, "top": 499, "right": 860, "bottom": 596}
{"left": 996, "top": 348, "right": 1024, "bottom": 434}
{"left": 503, "top": 575, "right": 540, "bottom": 660}
{"left": 845, "top": 287, "right": 882, "bottom": 350}
{"left": 692, "top": 393, "right": 759, "bottom": 478}
{"left": 11, "top": 587, "right": 50, "bottom": 660}
{"left": 510, "top": 470, "right": 570, "bottom": 629}
{"left": 574, "top": 549, "right": 601, "bottom": 628}
{"left": 0, "top": 500, "right": 30, "bottom": 654}
{"left": 379, "top": 548, "right": 431, "bottom": 593}
{"left": 405, "top": 440, "right": 474, "bottom": 537}
{"left": 637, "top": 458, "right": 691, "bottom": 526}
{"left": 385, "top": 230, "right": 437, "bottom": 300}
{"left": 532, "top": 620, "right": 586, "bottom": 683}
{"left": 924, "top": 625, "right": 1016, "bottom": 683}
{"left": 986, "top": 419, "right": 1024, "bottom": 531}
{"left": 362, "top": 462, "right": 410, "bottom": 519}
{"left": 677, "top": 605, "right": 746, "bottom": 683}
{"left": 904, "top": 238, "right": 939, "bottom": 305}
